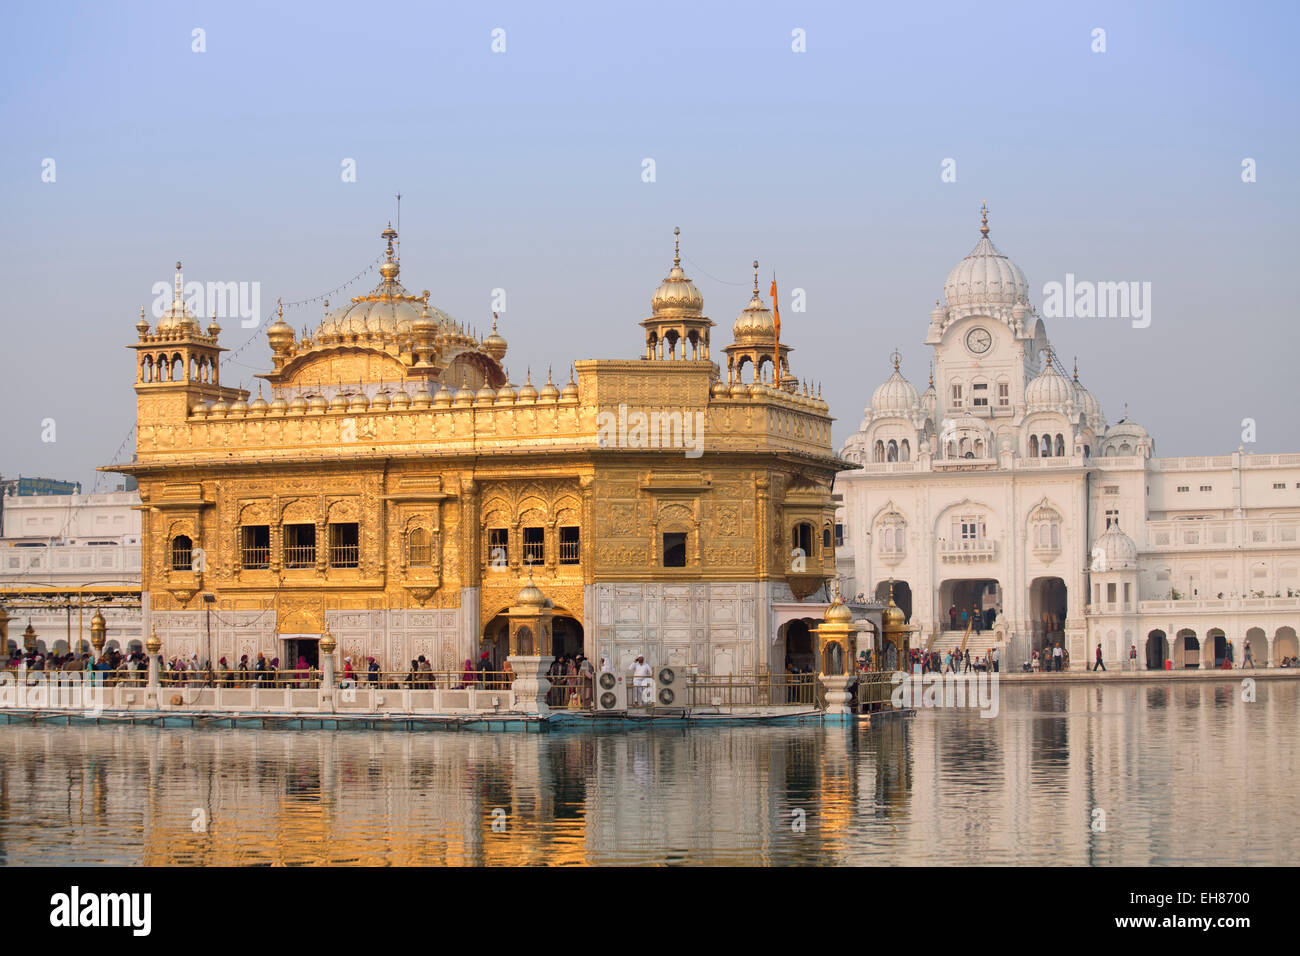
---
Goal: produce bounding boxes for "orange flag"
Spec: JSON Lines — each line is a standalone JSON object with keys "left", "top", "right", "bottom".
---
{"left": 770, "top": 275, "right": 781, "bottom": 385}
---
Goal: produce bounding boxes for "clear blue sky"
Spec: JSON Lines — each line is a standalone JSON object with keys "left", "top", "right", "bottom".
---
{"left": 1, "top": 0, "right": 1297, "bottom": 488}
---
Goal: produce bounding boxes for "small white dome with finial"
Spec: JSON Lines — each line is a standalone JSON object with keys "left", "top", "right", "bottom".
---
{"left": 870, "top": 350, "right": 920, "bottom": 417}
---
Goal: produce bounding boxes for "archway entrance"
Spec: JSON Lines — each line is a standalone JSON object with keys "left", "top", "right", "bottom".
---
{"left": 282, "top": 635, "right": 320, "bottom": 671}
{"left": 873, "top": 580, "right": 912, "bottom": 622}
{"left": 1275, "top": 626, "right": 1298, "bottom": 665}
{"left": 481, "top": 614, "right": 510, "bottom": 669}
{"left": 552, "top": 615, "right": 584, "bottom": 661}
{"left": 1029, "top": 577, "right": 1067, "bottom": 653}
{"left": 1145, "top": 629, "right": 1168, "bottom": 670}
{"left": 1175, "top": 628, "right": 1199, "bottom": 668}
{"left": 1245, "top": 627, "right": 1265, "bottom": 666}
{"left": 1206, "top": 628, "right": 1227, "bottom": 668}
{"left": 779, "top": 619, "right": 817, "bottom": 674}
{"left": 938, "top": 578, "right": 1001, "bottom": 633}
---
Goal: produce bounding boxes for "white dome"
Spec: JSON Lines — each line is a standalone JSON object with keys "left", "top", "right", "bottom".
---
{"left": 943, "top": 210, "right": 1029, "bottom": 316}
{"left": 870, "top": 368, "right": 919, "bottom": 417}
{"left": 1094, "top": 524, "right": 1137, "bottom": 570}
{"left": 1025, "top": 360, "right": 1073, "bottom": 412}
{"left": 1073, "top": 379, "right": 1105, "bottom": 431}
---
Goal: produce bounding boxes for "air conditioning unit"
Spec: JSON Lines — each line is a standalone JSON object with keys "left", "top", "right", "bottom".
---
{"left": 655, "top": 665, "right": 683, "bottom": 707}
{"left": 593, "top": 671, "right": 627, "bottom": 711}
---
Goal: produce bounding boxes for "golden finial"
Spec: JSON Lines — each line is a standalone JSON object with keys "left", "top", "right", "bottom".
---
{"left": 752, "top": 260, "right": 760, "bottom": 296}
{"left": 525, "top": 367, "right": 531, "bottom": 385}
{"left": 546, "top": 365, "right": 553, "bottom": 385}
{"left": 673, "top": 226, "right": 681, "bottom": 267}
{"left": 1073, "top": 356, "right": 1079, "bottom": 381}
{"left": 492, "top": 311, "right": 498, "bottom": 333}
{"left": 929, "top": 361, "right": 934, "bottom": 387}
{"left": 980, "top": 201, "right": 989, "bottom": 237}
{"left": 890, "top": 348, "right": 901, "bottom": 372}
{"left": 277, "top": 298, "right": 283, "bottom": 321}
{"left": 322, "top": 298, "right": 328, "bottom": 317}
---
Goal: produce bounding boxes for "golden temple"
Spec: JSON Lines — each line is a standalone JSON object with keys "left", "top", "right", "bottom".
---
{"left": 107, "top": 225, "right": 846, "bottom": 676}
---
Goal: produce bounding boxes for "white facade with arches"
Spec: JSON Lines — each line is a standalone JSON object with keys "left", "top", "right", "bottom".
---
{"left": 836, "top": 210, "right": 1300, "bottom": 668}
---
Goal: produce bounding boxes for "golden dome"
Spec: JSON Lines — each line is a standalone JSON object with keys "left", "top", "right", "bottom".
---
{"left": 882, "top": 587, "right": 907, "bottom": 631}
{"left": 483, "top": 312, "right": 508, "bottom": 361}
{"left": 390, "top": 389, "right": 411, "bottom": 409}
{"left": 370, "top": 390, "right": 391, "bottom": 410}
{"left": 347, "top": 391, "right": 369, "bottom": 411}
{"left": 453, "top": 384, "right": 475, "bottom": 405}
{"left": 651, "top": 228, "right": 704, "bottom": 315}
{"left": 288, "top": 395, "right": 308, "bottom": 413}
{"left": 516, "top": 574, "right": 547, "bottom": 608}
{"left": 156, "top": 261, "right": 200, "bottom": 332}
{"left": 824, "top": 598, "right": 853, "bottom": 624}
{"left": 560, "top": 373, "right": 579, "bottom": 400}
{"left": 733, "top": 262, "right": 776, "bottom": 342}
{"left": 518, "top": 372, "right": 538, "bottom": 402}
{"left": 249, "top": 395, "right": 270, "bottom": 415}
{"left": 311, "top": 226, "right": 460, "bottom": 346}
{"left": 327, "top": 393, "right": 348, "bottom": 412}
{"left": 495, "top": 381, "right": 516, "bottom": 404}
{"left": 307, "top": 394, "right": 328, "bottom": 413}
{"left": 209, "top": 398, "right": 229, "bottom": 417}
{"left": 411, "top": 385, "right": 433, "bottom": 408}
{"left": 267, "top": 300, "right": 295, "bottom": 351}
{"left": 269, "top": 395, "right": 289, "bottom": 414}
{"left": 433, "top": 385, "right": 453, "bottom": 405}
{"left": 539, "top": 369, "right": 560, "bottom": 401}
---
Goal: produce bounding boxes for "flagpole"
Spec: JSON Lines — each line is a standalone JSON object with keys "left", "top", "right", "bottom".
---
{"left": 770, "top": 272, "right": 781, "bottom": 388}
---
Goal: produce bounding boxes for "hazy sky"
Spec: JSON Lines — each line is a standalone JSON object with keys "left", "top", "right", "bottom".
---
{"left": 2, "top": 0, "right": 1297, "bottom": 490}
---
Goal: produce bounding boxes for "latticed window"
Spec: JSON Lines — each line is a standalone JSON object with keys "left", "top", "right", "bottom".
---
{"left": 488, "top": 528, "right": 508, "bottom": 568}
{"left": 240, "top": 525, "right": 270, "bottom": 568}
{"left": 408, "top": 528, "right": 432, "bottom": 567}
{"left": 170, "top": 535, "right": 192, "bottom": 571}
{"left": 329, "top": 523, "right": 359, "bottom": 568}
{"left": 559, "top": 526, "right": 580, "bottom": 565}
{"left": 523, "top": 527, "right": 545, "bottom": 565}
{"left": 284, "top": 524, "right": 316, "bottom": 568}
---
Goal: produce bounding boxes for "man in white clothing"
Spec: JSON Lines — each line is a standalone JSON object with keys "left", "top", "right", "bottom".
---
{"left": 632, "top": 655, "right": 654, "bottom": 706}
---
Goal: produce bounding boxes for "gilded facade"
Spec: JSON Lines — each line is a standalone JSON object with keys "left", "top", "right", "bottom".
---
{"left": 108, "top": 225, "right": 846, "bottom": 675}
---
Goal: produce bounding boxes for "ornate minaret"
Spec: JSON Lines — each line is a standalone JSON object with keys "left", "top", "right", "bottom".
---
{"left": 640, "top": 227, "right": 715, "bottom": 361}
{"left": 129, "top": 261, "right": 244, "bottom": 422}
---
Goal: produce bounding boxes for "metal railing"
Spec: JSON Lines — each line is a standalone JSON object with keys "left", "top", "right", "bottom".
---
{"left": 685, "top": 673, "right": 817, "bottom": 707}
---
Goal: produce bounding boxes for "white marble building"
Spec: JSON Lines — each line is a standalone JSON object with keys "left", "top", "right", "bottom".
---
{"left": 836, "top": 209, "right": 1300, "bottom": 669}
{"left": 0, "top": 490, "right": 144, "bottom": 653}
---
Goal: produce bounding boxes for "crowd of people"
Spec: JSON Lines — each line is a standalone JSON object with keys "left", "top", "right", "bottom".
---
{"left": 545, "top": 654, "right": 594, "bottom": 707}
{"left": 946, "top": 604, "right": 1000, "bottom": 632}
{"left": 907, "top": 646, "right": 1002, "bottom": 674}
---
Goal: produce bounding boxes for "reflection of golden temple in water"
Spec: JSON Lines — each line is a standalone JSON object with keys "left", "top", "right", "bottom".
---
{"left": 1, "top": 681, "right": 1295, "bottom": 865}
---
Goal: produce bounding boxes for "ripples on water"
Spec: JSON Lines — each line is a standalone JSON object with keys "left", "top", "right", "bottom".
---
{"left": 0, "top": 681, "right": 1294, "bottom": 866}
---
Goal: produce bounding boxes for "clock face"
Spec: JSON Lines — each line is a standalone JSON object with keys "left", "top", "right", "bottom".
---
{"left": 966, "top": 327, "right": 992, "bottom": 354}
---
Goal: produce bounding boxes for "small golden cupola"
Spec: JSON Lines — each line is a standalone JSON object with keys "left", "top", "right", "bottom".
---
{"left": 482, "top": 312, "right": 508, "bottom": 362}
{"left": 640, "top": 227, "right": 715, "bottom": 361}
{"left": 722, "top": 260, "right": 795, "bottom": 388}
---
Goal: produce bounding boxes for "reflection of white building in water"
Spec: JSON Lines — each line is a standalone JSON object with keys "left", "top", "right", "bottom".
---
{"left": 836, "top": 208, "right": 1300, "bottom": 668}
{"left": 0, "top": 491, "right": 143, "bottom": 653}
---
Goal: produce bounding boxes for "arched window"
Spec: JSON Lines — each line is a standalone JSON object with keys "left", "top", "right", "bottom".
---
{"left": 1041, "top": 434, "right": 1053, "bottom": 458}
{"left": 171, "top": 535, "right": 193, "bottom": 571}
{"left": 1028, "top": 435, "right": 1039, "bottom": 458}
{"left": 794, "top": 523, "right": 814, "bottom": 557}
{"left": 408, "top": 528, "right": 432, "bottom": 566}
{"left": 887, "top": 440, "right": 898, "bottom": 462}
{"left": 1055, "top": 434, "right": 1066, "bottom": 457}
{"left": 874, "top": 440, "right": 884, "bottom": 462}
{"left": 900, "top": 439, "right": 910, "bottom": 462}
